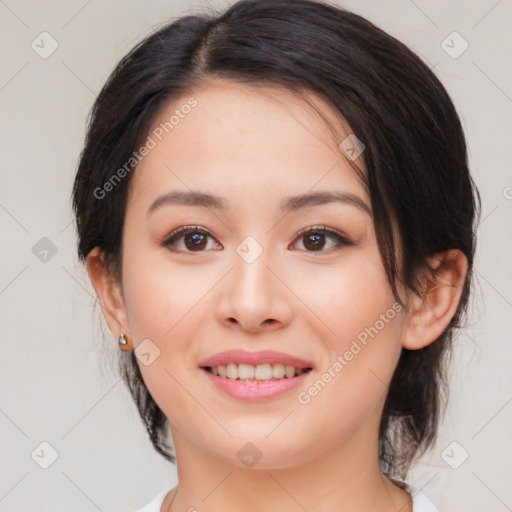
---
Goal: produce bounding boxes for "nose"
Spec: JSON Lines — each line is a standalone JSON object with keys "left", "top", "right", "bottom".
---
{"left": 214, "top": 242, "right": 294, "bottom": 334}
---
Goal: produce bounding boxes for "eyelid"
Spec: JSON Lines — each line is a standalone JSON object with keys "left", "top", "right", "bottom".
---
{"left": 294, "top": 224, "right": 352, "bottom": 242}
{"left": 163, "top": 224, "right": 215, "bottom": 241}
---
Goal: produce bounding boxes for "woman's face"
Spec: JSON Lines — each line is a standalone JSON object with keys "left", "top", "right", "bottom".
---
{"left": 120, "top": 80, "right": 408, "bottom": 468}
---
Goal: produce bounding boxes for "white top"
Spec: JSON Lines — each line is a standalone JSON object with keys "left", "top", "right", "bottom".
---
{"left": 134, "top": 484, "right": 438, "bottom": 511}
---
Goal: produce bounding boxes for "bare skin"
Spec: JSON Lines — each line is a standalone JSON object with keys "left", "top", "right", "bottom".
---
{"left": 87, "top": 79, "right": 467, "bottom": 512}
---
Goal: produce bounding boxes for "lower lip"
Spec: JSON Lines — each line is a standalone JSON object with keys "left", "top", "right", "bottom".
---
{"left": 201, "top": 368, "right": 312, "bottom": 401}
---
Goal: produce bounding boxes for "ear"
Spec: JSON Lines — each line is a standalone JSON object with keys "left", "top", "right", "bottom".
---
{"left": 86, "top": 247, "right": 130, "bottom": 343}
{"left": 401, "top": 249, "right": 468, "bottom": 350}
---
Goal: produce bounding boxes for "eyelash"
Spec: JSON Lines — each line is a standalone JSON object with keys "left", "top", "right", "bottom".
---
{"left": 161, "top": 224, "right": 354, "bottom": 254}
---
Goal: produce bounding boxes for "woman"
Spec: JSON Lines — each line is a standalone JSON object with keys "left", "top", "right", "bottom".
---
{"left": 72, "top": 0, "right": 480, "bottom": 510}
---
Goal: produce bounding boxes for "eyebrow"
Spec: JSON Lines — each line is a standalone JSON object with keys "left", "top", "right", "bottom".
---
{"left": 146, "top": 190, "right": 371, "bottom": 216}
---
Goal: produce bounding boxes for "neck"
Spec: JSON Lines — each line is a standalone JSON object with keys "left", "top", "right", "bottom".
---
{"left": 167, "top": 416, "right": 412, "bottom": 512}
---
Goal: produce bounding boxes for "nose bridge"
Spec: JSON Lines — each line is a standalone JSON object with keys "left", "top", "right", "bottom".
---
{"left": 232, "top": 234, "right": 275, "bottom": 305}
{"left": 215, "top": 233, "right": 294, "bottom": 331}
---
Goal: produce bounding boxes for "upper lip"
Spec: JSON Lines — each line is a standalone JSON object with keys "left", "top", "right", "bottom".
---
{"left": 199, "top": 350, "right": 314, "bottom": 369}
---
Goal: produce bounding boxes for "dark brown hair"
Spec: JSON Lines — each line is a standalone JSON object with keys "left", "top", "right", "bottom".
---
{"left": 72, "top": 0, "right": 480, "bottom": 480}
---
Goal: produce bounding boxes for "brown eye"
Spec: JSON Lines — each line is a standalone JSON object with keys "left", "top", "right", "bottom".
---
{"left": 162, "top": 226, "right": 222, "bottom": 253}
{"left": 183, "top": 232, "right": 208, "bottom": 251}
{"left": 293, "top": 227, "right": 354, "bottom": 253}
{"left": 303, "top": 232, "right": 326, "bottom": 251}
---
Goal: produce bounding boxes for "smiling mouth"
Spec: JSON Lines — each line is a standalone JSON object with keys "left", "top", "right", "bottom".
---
{"left": 201, "top": 363, "right": 313, "bottom": 381}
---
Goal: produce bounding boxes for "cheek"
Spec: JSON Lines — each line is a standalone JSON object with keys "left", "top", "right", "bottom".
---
{"left": 120, "top": 246, "right": 220, "bottom": 373}
{"left": 121, "top": 223, "right": 209, "bottom": 327}
{"left": 289, "top": 246, "right": 399, "bottom": 346}
{"left": 119, "top": 253, "right": 215, "bottom": 427}
{"left": 290, "top": 249, "right": 405, "bottom": 414}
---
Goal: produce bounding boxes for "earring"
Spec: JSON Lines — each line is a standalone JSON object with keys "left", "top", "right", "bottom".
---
{"left": 118, "top": 333, "right": 132, "bottom": 351}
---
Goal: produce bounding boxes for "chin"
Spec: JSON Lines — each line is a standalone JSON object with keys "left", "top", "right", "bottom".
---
{"left": 212, "top": 435, "right": 316, "bottom": 471}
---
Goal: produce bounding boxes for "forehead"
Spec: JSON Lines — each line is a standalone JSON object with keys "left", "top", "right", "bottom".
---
{"left": 128, "top": 79, "right": 367, "bottom": 210}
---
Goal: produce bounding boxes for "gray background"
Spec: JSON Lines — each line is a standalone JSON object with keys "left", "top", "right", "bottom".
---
{"left": 1, "top": 0, "right": 511, "bottom": 510}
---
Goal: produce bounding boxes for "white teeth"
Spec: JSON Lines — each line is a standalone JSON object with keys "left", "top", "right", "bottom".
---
{"left": 226, "top": 363, "right": 238, "bottom": 379}
{"left": 254, "top": 364, "right": 273, "bottom": 380}
{"left": 208, "top": 363, "right": 309, "bottom": 380}
{"left": 272, "top": 363, "right": 285, "bottom": 379}
{"left": 238, "top": 364, "right": 255, "bottom": 379}
{"left": 285, "top": 365, "right": 296, "bottom": 378}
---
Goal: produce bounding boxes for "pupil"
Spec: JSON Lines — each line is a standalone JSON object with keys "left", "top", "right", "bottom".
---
{"left": 305, "top": 233, "right": 324, "bottom": 251}
{"left": 186, "top": 233, "right": 206, "bottom": 250}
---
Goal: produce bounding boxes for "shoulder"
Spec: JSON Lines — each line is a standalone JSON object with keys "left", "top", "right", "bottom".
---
{"left": 406, "top": 484, "right": 439, "bottom": 512}
{"left": 133, "top": 488, "right": 171, "bottom": 512}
